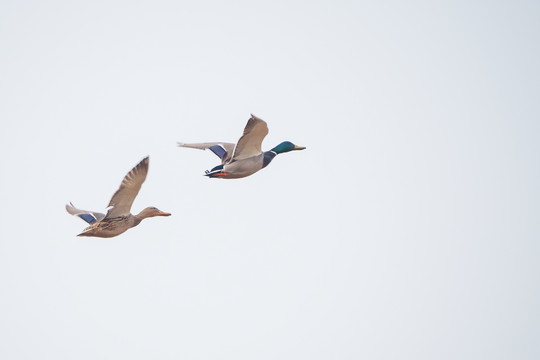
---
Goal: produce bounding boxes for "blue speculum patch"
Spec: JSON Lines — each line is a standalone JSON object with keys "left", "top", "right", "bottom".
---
{"left": 209, "top": 145, "right": 227, "bottom": 159}
{"left": 79, "top": 213, "right": 97, "bottom": 224}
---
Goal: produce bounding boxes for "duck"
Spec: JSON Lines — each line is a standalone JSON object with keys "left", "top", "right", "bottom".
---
{"left": 178, "top": 114, "right": 306, "bottom": 179}
{"left": 66, "top": 156, "right": 171, "bottom": 238}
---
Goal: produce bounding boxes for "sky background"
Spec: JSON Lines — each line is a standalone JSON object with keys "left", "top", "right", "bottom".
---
{"left": 1, "top": 0, "right": 539, "bottom": 359}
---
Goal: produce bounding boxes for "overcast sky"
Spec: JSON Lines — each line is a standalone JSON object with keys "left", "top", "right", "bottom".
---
{"left": 1, "top": 0, "right": 539, "bottom": 359}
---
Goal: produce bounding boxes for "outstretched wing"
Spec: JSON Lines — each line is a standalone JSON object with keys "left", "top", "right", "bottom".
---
{"left": 177, "top": 142, "right": 235, "bottom": 164}
{"left": 105, "top": 157, "right": 149, "bottom": 219}
{"left": 231, "top": 114, "right": 269, "bottom": 161}
{"left": 65, "top": 202, "right": 105, "bottom": 224}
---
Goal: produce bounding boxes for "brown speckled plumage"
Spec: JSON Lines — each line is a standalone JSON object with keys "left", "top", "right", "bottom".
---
{"left": 67, "top": 157, "right": 170, "bottom": 238}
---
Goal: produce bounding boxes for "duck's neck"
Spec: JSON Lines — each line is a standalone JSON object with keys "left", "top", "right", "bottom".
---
{"left": 133, "top": 210, "right": 153, "bottom": 225}
{"left": 263, "top": 150, "right": 278, "bottom": 168}
{"left": 131, "top": 215, "right": 143, "bottom": 227}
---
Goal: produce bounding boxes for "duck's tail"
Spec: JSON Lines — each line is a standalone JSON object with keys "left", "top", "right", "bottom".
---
{"left": 204, "top": 165, "right": 229, "bottom": 178}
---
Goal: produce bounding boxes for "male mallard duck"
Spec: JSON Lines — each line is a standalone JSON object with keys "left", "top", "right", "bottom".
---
{"left": 66, "top": 156, "right": 171, "bottom": 238}
{"left": 178, "top": 114, "right": 306, "bottom": 179}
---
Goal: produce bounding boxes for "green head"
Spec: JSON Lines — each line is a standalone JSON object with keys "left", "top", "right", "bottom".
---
{"left": 271, "top": 141, "right": 306, "bottom": 154}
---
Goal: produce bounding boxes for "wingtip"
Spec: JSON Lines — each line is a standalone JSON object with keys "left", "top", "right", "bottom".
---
{"left": 249, "top": 114, "right": 265, "bottom": 123}
{"left": 138, "top": 156, "right": 150, "bottom": 168}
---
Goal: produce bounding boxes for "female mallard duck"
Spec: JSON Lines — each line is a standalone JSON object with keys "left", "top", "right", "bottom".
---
{"left": 66, "top": 156, "right": 171, "bottom": 238}
{"left": 178, "top": 114, "right": 305, "bottom": 179}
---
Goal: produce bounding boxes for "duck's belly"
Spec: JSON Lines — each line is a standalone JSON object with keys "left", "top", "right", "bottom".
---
{"left": 78, "top": 218, "right": 132, "bottom": 238}
{"left": 223, "top": 158, "right": 263, "bottom": 179}
{"left": 78, "top": 227, "right": 129, "bottom": 238}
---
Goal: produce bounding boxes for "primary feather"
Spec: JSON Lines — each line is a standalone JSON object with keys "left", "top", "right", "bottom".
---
{"left": 177, "top": 142, "right": 235, "bottom": 164}
{"left": 65, "top": 202, "right": 105, "bottom": 224}
{"left": 231, "top": 115, "right": 269, "bottom": 160}
{"left": 105, "top": 157, "right": 149, "bottom": 219}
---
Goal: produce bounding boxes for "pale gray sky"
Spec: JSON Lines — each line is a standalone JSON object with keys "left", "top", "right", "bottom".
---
{"left": 1, "top": 0, "right": 539, "bottom": 359}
